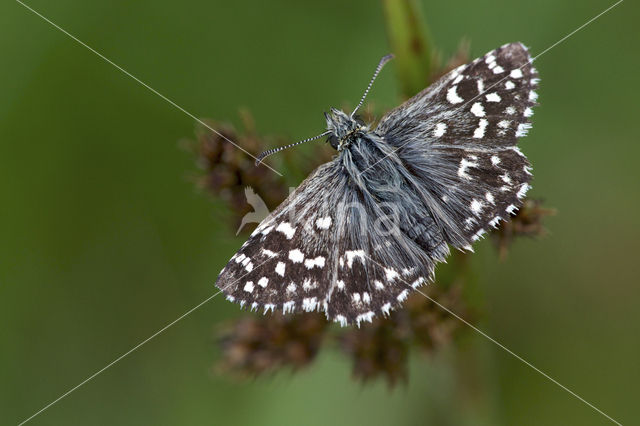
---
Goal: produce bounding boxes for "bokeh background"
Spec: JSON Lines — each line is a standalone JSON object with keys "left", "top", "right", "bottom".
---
{"left": 2, "top": 0, "right": 638, "bottom": 425}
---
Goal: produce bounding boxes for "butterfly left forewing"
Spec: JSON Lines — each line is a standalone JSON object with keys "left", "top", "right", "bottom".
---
{"left": 216, "top": 164, "right": 336, "bottom": 315}
{"left": 216, "top": 156, "right": 437, "bottom": 326}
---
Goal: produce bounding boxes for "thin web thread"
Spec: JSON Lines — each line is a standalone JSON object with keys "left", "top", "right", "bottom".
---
{"left": 14, "top": 0, "right": 283, "bottom": 177}
{"left": 16, "top": 257, "right": 272, "bottom": 426}
{"left": 361, "top": 253, "right": 622, "bottom": 426}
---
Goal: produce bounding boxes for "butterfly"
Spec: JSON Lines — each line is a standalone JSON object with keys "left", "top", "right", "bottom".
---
{"left": 216, "top": 42, "right": 539, "bottom": 326}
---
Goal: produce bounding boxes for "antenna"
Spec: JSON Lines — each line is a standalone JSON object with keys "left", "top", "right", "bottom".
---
{"left": 351, "top": 53, "right": 394, "bottom": 118}
{"left": 255, "top": 131, "right": 330, "bottom": 166}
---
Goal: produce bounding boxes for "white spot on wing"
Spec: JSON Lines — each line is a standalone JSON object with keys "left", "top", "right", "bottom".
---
{"left": 397, "top": 289, "right": 409, "bottom": 302}
{"left": 302, "top": 297, "right": 317, "bottom": 312}
{"left": 464, "top": 217, "right": 477, "bottom": 230}
{"left": 243, "top": 281, "right": 254, "bottom": 293}
{"left": 505, "top": 80, "right": 515, "bottom": 90}
{"left": 446, "top": 85, "right": 464, "bottom": 104}
{"left": 471, "top": 229, "right": 486, "bottom": 241}
{"left": 517, "top": 183, "right": 531, "bottom": 199}
{"left": 516, "top": 123, "right": 532, "bottom": 137}
{"left": 304, "top": 256, "right": 325, "bottom": 269}
{"left": 356, "top": 312, "right": 374, "bottom": 326}
{"left": 491, "top": 155, "right": 501, "bottom": 166}
{"left": 261, "top": 249, "right": 277, "bottom": 258}
{"left": 485, "top": 192, "right": 495, "bottom": 204}
{"left": 303, "top": 278, "right": 317, "bottom": 291}
{"left": 288, "top": 249, "right": 304, "bottom": 263}
{"left": 433, "top": 122, "right": 447, "bottom": 137}
{"left": 470, "top": 102, "right": 485, "bottom": 117}
{"left": 276, "top": 222, "right": 296, "bottom": 239}
{"left": 283, "top": 301, "right": 295, "bottom": 314}
{"left": 486, "top": 92, "right": 501, "bottom": 102}
{"left": 385, "top": 268, "right": 399, "bottom": 282}
{"left": 402, "top": 267, "right": 415, "bottom": 276}
{"left": 510, "top": 69, "right": 523, "bottom": 79}
{"left": 381, "top": 303, "right": 392, "bottom": 315}
{"left": 258, "top": 277, "right": 269, "bottom": 288}
{"left": 473, "top": 119, "right": 488, "bottom": 138}
{"left": 411, "top": 277, "right": 425, "bottom": 288}
{"left": 345, "top": 250, "right": 366, "bottom": 268}
{"left": 275, "top": 262, "right": 286, "bottom": 276}
{"left": 470, "top": 199, "right": 484, "bottom": 215}
{"left": 334, "top": 315, "right": 347, "bottom": 327}
{"left": 458, "top": 157, "right": 478, "bottom": 180}
{"left": 315, "top": 216, "right": 332, "bottom": 229}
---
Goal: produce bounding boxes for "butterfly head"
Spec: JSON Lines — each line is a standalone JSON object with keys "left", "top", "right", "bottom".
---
{"left": 324, "top": 108, "right": 367, "bottom": 151}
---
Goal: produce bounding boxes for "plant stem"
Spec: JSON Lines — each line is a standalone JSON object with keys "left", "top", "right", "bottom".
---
{"left": 382, "top": 0, "right": 433, "bottom": 98}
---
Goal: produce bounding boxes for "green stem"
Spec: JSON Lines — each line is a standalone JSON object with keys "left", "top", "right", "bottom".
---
{"left": 382, "top": 0, "right": 433, "bottom": 98}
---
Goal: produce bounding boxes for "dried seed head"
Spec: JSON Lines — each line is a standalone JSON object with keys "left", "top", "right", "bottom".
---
{"left": 217, "top": 312, "right": 328, "bottom": 377}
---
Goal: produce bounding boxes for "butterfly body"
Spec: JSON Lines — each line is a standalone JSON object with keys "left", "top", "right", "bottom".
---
{"left": 217, "top": 42, "right": 539, "bottom": 326}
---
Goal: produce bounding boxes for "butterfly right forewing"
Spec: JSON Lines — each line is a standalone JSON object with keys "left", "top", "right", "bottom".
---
{"left": 375, "top": 42, "right": 539, "bottom": 248}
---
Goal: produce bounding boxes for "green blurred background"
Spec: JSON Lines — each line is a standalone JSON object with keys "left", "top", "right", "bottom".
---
{"left": 2, "top": 0, "right": 638, "bottom": 425}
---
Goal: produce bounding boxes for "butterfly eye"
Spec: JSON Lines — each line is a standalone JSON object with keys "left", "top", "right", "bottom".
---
{"left": 327, "top": 134, "right": 340, "bottom": 150}
{"left": 352, "top": 114, "right": 365, "bottom": 126}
